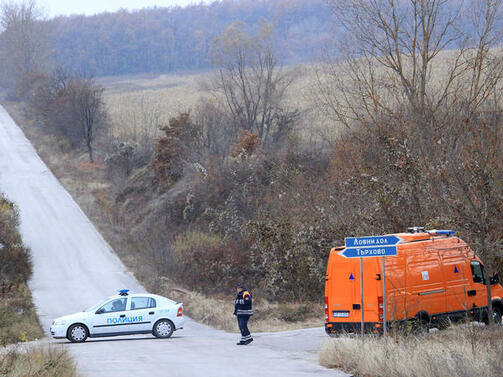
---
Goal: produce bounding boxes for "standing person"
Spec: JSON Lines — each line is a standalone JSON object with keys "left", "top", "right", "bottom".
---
{"left": 234, "top": 283, "right": 253, "bottom": 345}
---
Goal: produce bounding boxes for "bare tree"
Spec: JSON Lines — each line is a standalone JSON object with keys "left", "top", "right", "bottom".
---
{"left": 464, "top": 0, "right": 503, "bottom": 110}
{"left": 0, "top": 0, "right": 48, "bottom": 93}
{"left": 209, "top": 22, "right": 299, "bottom": 147}
{"left": 67, "top": 77, "right": 106, "bottom": 163}
{"left": 317, "top": 0, "right": 503, "bottom": 128}
{"left": 441, "top": 112, "right": 503, "bottom": 326}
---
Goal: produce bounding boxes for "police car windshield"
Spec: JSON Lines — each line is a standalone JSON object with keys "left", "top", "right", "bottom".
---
{"left": 84, "top": 299, "right": 109, "bottom": 312}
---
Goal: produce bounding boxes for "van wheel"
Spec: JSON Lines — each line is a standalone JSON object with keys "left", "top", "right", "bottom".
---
{"left": 436, "top": 318, "right": 451, "bottom": 330}
{"left": 483, "top": 308, "right": 502, "bottom": 326}
{"left": 492, "top": 308, "right": 502, "bottom": 325}
{"left": 412, "top": 318, "right": 429, "bottom": 335}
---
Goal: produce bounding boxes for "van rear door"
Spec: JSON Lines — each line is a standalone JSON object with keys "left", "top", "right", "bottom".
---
{"left": 326, "top": 250, "right": 380, "bottom": 328}
{"left": 326, "top": 254, "right": 361, "bottom": 324}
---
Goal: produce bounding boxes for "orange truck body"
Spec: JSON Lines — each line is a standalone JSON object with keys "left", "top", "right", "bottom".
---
{"left": 324, "top": 230, "right": 503, "bottom": 334}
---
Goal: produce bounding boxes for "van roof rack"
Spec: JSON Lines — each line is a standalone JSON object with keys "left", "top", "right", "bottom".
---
{"left": 407, "top": 227, "right": 425, "bottom": 233}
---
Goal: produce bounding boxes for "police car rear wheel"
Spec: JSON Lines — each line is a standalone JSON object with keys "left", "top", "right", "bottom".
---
{"left": 67, "top": 324, "right": 88, "bottom": 343}
{"left": 153, "top": 319, "right": 174, "bottom": 338}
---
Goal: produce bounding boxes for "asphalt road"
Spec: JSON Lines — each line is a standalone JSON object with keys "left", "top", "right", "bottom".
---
{"left": 0, "top": 104, "right": 347, "bottom": 377}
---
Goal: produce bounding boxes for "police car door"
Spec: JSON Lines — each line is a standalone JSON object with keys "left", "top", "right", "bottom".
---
{"left": 128, "top": 296, "right": 157, "bottom": 332}
{"left": 92, "top": 297, "right": 130, "bottom": 336}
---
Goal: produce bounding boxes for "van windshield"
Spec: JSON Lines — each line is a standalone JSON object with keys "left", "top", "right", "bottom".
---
{"left": 471, "top": 261, "right": 486, "bottom": 284}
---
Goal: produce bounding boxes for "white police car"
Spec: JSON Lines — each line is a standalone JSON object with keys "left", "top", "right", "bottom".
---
{"left": 50, "top": 290, "right": 184, "bottom": 342}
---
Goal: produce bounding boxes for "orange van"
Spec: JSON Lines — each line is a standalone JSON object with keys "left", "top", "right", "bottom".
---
{"left": 324, "top": 228, "right": 503, "bottom": 334}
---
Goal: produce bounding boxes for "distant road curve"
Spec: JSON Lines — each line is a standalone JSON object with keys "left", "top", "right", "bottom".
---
{"left": 0, "top": 105, "right": 346, "bottom": 377}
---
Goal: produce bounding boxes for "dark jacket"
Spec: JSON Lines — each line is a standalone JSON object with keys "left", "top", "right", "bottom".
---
{"left": 234, "top": 289, "right": 253, "bottom": 316}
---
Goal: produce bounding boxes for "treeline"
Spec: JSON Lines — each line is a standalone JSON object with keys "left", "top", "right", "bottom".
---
{"left": 46, "top": 0, "right": 333, "bottom": 76}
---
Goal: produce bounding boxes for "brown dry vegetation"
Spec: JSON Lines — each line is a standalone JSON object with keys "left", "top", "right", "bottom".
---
{"left": 0, "top": 345, "right": 78, "bottom": 377}
{"left": 0, "top": 195, "right": 44, "bottom": 346}
{"left": 319, "top": 325, "right": 503, "bottom": 377}
{"left": 1, "top": 100, "right": 324, "bottom": 333}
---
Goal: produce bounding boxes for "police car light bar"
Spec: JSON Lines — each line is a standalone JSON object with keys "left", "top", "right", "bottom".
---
{"left": 118, "top": 289, "right": 130, "bottom": 296}
{"left": 428, "top": 230, "right": 456, "bottom": 237}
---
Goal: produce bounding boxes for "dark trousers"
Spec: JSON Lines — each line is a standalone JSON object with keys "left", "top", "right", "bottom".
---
{"left": 237, "top": 315, "right": 252, "bottom": 340}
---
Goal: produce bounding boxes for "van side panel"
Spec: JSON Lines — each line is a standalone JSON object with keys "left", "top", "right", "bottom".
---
{"left": 438, "top": 246, "right": 471, "bottom": 313}
{"left": 383, "top": 251, "right": 406, "bottom": 322}
{"left": 405, "top": 245, "right": 447, "bottom": 317}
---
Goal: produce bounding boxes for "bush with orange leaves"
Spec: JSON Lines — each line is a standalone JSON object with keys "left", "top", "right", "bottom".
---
{"left": 151, "top": 113, "right": 202, "bottom": 190}
{"left": 230, "top": 131, "right": 261, "bottom": 158}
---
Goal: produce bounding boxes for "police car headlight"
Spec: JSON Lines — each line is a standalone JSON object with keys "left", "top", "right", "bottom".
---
{"left": 53, "top": 319, "right": 66, "bottom": 326}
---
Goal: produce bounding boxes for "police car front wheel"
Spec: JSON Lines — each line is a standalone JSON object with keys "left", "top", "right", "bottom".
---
{"left": 153, "top": 319, "right": 174, "bottom": 338}
{"left": 67, "top": 324, "right": 88, "bottom": 343}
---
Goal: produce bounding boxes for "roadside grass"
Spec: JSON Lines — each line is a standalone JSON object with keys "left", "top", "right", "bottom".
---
{"left": 0, "top": 191, "right": 44, "bottom": 346}
{"left": 0, "top": 345, "right": 78, "bottom": 377}
{"left": 319, "top": 324, "right": 503, "bottom": 377}
{"left": 2, "top": 100, "right": 325, "bottom": 334}
{"left": 0, "top": 283, "right": 44, "bottom": 345}
{"left": 143, "top": 272, "right": 323, "bottom": 333}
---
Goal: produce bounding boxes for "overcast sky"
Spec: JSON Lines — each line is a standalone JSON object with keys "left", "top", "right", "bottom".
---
{"left": 38, "top": 0, "right": 212, "bottom": 17}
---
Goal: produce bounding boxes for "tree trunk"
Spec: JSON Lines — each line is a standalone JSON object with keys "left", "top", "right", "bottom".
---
{"left": 88, "top": 142, "right": 93, "bottom": 163}
{"left": 484, "top": 267, "right": 494, "bottom": 326}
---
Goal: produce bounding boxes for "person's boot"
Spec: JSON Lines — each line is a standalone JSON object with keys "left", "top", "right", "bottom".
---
{"left": 243, "top": 338, "right": 253, "bottom": 345}
{"left": 236, "top": 340, "right": 246, "bottom": 345}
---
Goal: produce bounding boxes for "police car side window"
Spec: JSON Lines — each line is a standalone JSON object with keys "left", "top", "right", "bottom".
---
{"left": 97, "top": 298, "right": 127, "bottom": 313}
{"left": 130, "top": 297, "right": 156, "bottom": 310}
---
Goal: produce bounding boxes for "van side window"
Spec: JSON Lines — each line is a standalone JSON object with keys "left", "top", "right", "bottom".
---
{"left": 470, "top": 261, "right": 486, "bottom": 284}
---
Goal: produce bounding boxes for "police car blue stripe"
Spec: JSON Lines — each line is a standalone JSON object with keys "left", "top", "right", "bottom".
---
{"left": 93, "top": 321, "right": 151, "bottom": 328}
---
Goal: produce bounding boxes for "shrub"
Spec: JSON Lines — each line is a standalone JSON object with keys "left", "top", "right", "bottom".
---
{"left": 230, "top": 131, "right": 261, "bottom": 158}
{"left": 152, "top": 113, "right": 202, "bottom": 189}
{"left": 0, "top": 195, "right": 43, "bottom": 345}
{"left": 0, "top": 198, "right": 32, "bottom": 283}
{"left": 172, "top": 231, "right": 248, "bottom": 292}
{"left": 0, "top": 346, "right": 78, "bottom": 377}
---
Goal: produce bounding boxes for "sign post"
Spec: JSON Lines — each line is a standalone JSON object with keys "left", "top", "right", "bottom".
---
{"left": 360, "top": 257, "right": 364, "bottom": 336}
{"left": 341, "top": 235, "right": 401, "bottom": 336}
{"left": 382, "top": 256, "right": 386, "bottom": 336}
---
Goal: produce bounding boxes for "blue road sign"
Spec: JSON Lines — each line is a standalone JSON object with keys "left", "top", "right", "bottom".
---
{"left": 339, "top": 246, "right": 398, "bottom": 258}
{"left": 345, "top": 235, "right": 402, "bottom": 248}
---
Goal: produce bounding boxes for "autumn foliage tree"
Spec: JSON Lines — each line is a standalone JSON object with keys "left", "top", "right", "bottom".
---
{"left": 152, "top": 113, "right": 202, "bottom": 189}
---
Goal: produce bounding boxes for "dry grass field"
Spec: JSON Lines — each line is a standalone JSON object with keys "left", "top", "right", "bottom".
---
{"left": 98, "top": 49, "right": 482, "bottom": 150}
{"left": 99, "top": 65, "right": 333, "bottom": 147}
{"left": 319, "top": 324, "right": 503, "bottom": 377}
